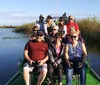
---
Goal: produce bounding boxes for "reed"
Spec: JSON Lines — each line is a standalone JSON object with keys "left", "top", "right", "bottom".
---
{"left": 15, "top": 22, "right": 35, "bottom": 34}
{"left": 14, "top": 17, "right": 100, "bottom": 47}
{"left": 77, "top": 17, "right": 100, "bottom": 47}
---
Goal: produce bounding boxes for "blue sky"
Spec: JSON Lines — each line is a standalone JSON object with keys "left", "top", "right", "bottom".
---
{"left": 0, "top": 0, "right": 100, "bottom": 26}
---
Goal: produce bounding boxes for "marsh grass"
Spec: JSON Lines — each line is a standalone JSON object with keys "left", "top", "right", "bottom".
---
{"left": 77, "top": 17, "right": 100, "bottom": 47}
{"left": 15, "top": 22, "right": 35, "bottom": 34}
{"left": 14, "top": 17, "right": 100, "bottom": 47}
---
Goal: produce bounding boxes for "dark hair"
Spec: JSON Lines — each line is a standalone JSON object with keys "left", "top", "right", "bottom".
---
{"left": 59, "top": 17, "right": 64, "bottom": 21}
{"left": 55, "top": 32, "right": 62, "bottom": 38}
{"left": 47, "top": 15, "right": 52, "bottom": 19}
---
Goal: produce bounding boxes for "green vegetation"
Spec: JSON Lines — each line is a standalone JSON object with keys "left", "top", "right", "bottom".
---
{"left": 77, "top": 17, "right": 100, "bottom": 47}
{"left": 0, "top": 25, "right": 16, "bottom": 28}
{"left": 13, "top": 17, "right": 100, "bottom": 47}
{"left": 15, "top": 22, "right": 35, "bottom": 34}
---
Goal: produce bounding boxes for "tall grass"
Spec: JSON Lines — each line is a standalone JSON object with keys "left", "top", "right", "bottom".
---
{"left": 77, "top": 17, "right": 100, "bottom": 47}
{"left": 14, "top": 17, "right": 100, "bottom": 47}
{"left": 15, "top": 22, "right": 35, "bottom": 34}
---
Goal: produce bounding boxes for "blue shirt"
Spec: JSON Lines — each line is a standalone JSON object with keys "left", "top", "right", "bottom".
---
{"left": 67, "top": 41, "right": 83, "bottom": 62}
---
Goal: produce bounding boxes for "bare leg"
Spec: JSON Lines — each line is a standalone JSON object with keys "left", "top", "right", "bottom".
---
{"left": 58, "top": 82, "right": 62, "bottom": 85}
{"left": 36, "top": 68, "right": 47, "bottom": 85}
{"left": 23, "top": 69, "right": 30, "bottom": 85}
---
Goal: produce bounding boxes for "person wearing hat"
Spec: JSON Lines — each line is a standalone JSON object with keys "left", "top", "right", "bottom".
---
{"left": 35, "top": 14, "right": 45, "bottom": 33}
{"left": 66, "top": 15, "right": 79, "bottom": 35}
{"left": 47, "top": 32, "right": 65, "bottom": 85}
{"left": 58, "top": 17, "right": 67, "bottom": 37}
{"left": 23, "top": 30, "right": 49, "bottom": 85}
{"left": 44, "top": 15, "right": 55, "bottom": 35}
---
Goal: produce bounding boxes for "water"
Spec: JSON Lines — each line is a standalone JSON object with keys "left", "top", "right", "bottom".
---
{"left": 88, "top": 48, "right": 100, "bottom": 76}
{"left": 0, "top": 28, "right": 29, "bottom": 85}
{"left": 0, "top": 28, "right": 100, "bottom": 85}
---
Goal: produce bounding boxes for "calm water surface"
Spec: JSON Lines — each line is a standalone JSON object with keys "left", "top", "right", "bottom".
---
{"left": 0, "top": 28, "right": 28, "bottom": 85}
{"left": 0, "top": 28, "right": 100, "bottom": 85}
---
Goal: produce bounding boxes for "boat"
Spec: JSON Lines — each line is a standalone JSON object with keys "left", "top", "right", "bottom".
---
{"left": 5, "top": 59, "right": 100, "bottom": 85}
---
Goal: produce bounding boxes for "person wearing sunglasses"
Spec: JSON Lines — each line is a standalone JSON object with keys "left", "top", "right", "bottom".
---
{"left": 45, "top": 25, "right": 59, "bottom": 45}
{"left": 23, "top": 30, "right": 49, "bottom": 85}
{"left": 47, "top": 33, "right": 65, "bottom": 85}
{"left": 29, "top": 25, "right": 39, "bottom": 41}
{"left": 65, "top": 31, "right": 87, "bottom": 85}
{"left": 66, "top": 15, "right": 80, "bottom": 35}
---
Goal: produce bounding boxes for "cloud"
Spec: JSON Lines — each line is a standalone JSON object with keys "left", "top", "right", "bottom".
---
{"left": 0, "top": 11, "right": 38, "bottom": 25}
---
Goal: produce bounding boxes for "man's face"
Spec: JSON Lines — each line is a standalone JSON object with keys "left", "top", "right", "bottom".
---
{"left": 39, "top": 17, "right": 44, "bottom": 21}
{"left": 69, "top": 17, "right": 74, "bottom": 22}
{"left": 36, "top": 34, "right": 44, "bottom": 42}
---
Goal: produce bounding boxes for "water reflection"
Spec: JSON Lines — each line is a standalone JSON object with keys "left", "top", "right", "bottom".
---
{"left": 88, "top": 47, "right": 100, "bottom": 76}
{"left": 2, "top": 36, "right": 29, "bottom": 40}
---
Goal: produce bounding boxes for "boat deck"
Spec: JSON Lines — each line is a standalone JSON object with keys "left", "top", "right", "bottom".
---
{"left": 6, "top": 71, "right": 100, "bottom": 85}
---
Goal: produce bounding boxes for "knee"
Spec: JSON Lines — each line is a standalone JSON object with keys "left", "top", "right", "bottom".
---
{"left": 41, "top": 68, "right": 48, "bottom": 75}
{"left": 23, "top": 67, "right": 29, "bottom": 74}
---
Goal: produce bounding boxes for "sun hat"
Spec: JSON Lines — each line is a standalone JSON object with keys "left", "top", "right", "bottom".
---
{"left": 39, "top": 14, "right": 44, "bottom": 19}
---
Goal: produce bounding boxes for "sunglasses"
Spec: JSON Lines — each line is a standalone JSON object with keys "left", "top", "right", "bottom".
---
{"left": 60, "top": 20, "right": 64, "bottom": 21}
{"left": 71, "top": 36, "right": 77, "bottom": 39}
{"left": 56, "top": 36, "right": 61, "bottom": 38}
{"left": 69, "top": 18, "right": 73, "bottom": 20}
{"left": 53, "top": 29, "right": 57, "bottom": 30}
{"left": 37, "top": 35, "right": 43, "bottom": 37}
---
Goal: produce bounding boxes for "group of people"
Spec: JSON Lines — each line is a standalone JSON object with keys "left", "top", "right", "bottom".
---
{"left": 23, "top": 14, "right": 87, "bottom": 85}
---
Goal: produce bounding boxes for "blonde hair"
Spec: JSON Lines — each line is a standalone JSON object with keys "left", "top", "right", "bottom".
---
{"left": 70, "top": 31, "right": 79, "bottom": 36}
{"left": 69, "top": 26, "right": 80, "bottom": 35}
{"left": 69, "top": 26, "right": 75, "bottom": 33}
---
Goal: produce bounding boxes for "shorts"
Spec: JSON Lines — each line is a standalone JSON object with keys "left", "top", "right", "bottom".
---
{"left": 23, "top": 62, "right": 47, "bottom": 72}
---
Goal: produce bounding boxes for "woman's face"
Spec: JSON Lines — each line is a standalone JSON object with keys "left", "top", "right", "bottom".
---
{"left": 55, "top": 36, "right": 62, "bottom": 42}
{"left": 47, "top": 19, "right": 52, "bottom": 24}
{"left": 59, "top": 20, "right": 64, "bottom": 24}
{"left": 70, "top": 33, "right": 78, "bottom": 43}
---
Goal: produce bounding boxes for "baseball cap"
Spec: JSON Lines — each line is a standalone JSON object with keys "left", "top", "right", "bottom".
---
{"left": 37, "top": 30, "right": 44, "bottom": 36}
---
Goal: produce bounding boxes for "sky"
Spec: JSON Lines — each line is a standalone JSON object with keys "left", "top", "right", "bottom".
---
{"left": 0, "top": 0, "right": 100, "bottom": 26}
